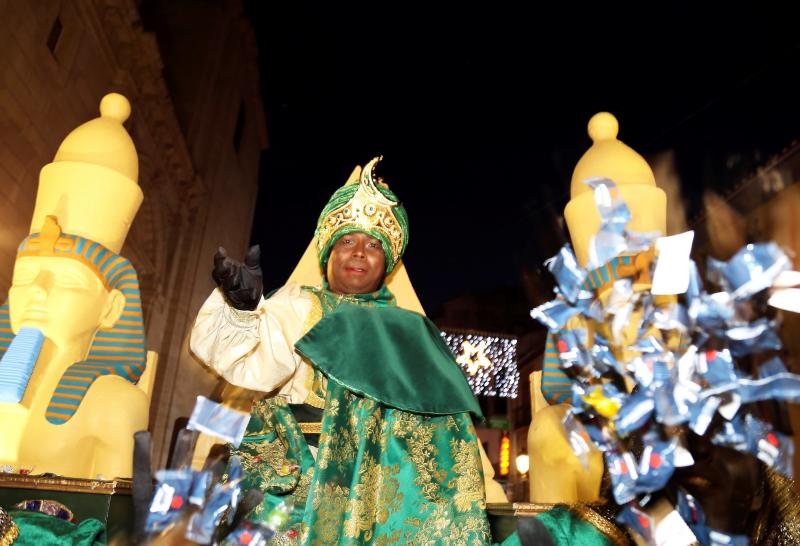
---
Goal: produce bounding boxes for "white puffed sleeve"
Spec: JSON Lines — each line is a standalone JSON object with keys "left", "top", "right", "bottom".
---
{"left": 189, "top": 283, "right": 312, "bottom": 393}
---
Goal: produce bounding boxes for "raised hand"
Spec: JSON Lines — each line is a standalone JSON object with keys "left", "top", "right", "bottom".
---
{"left": 212, "top": 245, "right": 263, "bottom": 311}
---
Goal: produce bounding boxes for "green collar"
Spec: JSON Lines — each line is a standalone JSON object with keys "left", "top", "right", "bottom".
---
{"left": 304, "top": 282, "right": 397, "bottom": 313}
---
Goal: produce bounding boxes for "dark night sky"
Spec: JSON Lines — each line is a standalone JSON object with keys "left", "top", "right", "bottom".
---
{"left": 243, "top": 3, "right": 800, "bottom": 313}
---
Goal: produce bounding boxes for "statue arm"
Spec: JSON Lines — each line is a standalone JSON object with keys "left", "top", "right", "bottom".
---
{"left": 189, "top": 284, "right": 310, "bottom": 392}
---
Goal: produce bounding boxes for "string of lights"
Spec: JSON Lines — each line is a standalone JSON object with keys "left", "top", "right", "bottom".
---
{"left": 441, "top": 329, "right": 519, "bottom": 398}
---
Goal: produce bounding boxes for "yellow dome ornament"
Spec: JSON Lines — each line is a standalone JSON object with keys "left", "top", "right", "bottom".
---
{"left": 0, "top": 93, "right": 157, "bottom": 479}
{"left": 565, "top": 112, "right": 666, "bottom": 267}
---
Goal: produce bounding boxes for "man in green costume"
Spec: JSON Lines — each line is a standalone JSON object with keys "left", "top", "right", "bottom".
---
{"left": 190, "top": 157, "right": 496, "bottom": 545}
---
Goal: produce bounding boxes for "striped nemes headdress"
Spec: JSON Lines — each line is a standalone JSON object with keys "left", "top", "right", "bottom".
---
{"left": 0, "top": 216, "right": 146, "bottom": 424}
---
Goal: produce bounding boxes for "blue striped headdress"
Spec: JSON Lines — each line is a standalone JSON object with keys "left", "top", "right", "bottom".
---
{"left": 0, "top": 216, "right": 146, "bottom": 424}
{"left": 541, "top": 251, "right": 655, "bottom": 405}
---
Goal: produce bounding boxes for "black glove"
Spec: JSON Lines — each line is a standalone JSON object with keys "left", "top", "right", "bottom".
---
{"left": 212, "top": 245, "right": 264, "bottom": 311}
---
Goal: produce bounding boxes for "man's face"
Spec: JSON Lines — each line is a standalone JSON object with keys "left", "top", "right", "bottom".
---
{"left": 9, "top": 256, "right": 111, "bottom": 350}
{"left": 327, "top": 232, "right": 386, "bottom": 295}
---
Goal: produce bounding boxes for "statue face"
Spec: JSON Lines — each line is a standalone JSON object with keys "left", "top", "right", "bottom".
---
{"left": 8, "top": 257, "right": 122, "bottom": 350}
{"left": 327, "top": 232, "right": 386, "bottom": 295}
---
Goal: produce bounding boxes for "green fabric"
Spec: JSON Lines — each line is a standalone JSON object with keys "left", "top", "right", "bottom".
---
{"left": 499, "top": 532, "right": 523, "bottom": 546}
{"left": 10, "top": 510, "right": 105, "bottom": 546}
{"left": 304, "top": 381, "right": 491, "bottom": 544}
{"left": 232, "top": 283, "right": 493, "bottom": 544}
{"left": 232, "top": 397, "right": 315, "bottom": 538}
{"left": 315, "top": 181, "right": 409, "bottom": 273}
{"left": 536, "top": 506, "right": 614, "bottom": 546}
{"left": 295, "top": 302, "right": 482, "bottom": 417}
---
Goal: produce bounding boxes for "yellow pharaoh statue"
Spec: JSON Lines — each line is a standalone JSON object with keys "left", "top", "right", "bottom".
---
{"left": 0, "top": 93, "right": 157, "bottom": 479}
{"left": 528, "top": 112, "right": 667, "bottom": 503}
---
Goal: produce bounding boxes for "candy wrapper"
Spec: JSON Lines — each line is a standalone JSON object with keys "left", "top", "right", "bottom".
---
{"left": 635, "top": 437, "right": 677, "bottom": 493}
{"left": 676, "top": 489, "right": 710, "bottom": 546}
{"left": 758, "top": 356, "right": 788, "bottom": 378}
{"left": 531, "top": 178, "right": 800, "bottom": 544}
{"left": 585, "top": 178, "right": 659, "bottom": 270}
{"left": 591, "top": 334, "right": 625, "bottom": 376}
{"left": 581, "top": 383, "right": 625, "bottom": 419}
{"left": 187, "top": 395, "right": 251, "bottom": 448}
{"left": 725, "top": 318, "right": 782, "bottom": 357}
{"left": 690, "top": 292, "right": 734, "bottom": 334}
{"left": 561, "top": 410, "right": 595, "bottom": 469}
{"left": 711, "top": 417, "right": 748, "bottom": 452}
{"left": 530, "top": 297, "right": 582, "bottom": 331}
{"left": 189, "top": 470, "right": 212, "bottom": 507}
{"left": 185, "top": 456, "right": 245, "bottom": 543}
{"left": 699, "top": 349, "right": 736, "bottom": 388}
{"left": 707, "top": 530, "right": 750, "bottom": 546}
{"left": 736, "top": 373, "right": 800, "bottom": 404}
{"left": 608, "top": 451, "right": 639, "bottom": 504}
{"left": 143, "top": 422, "right": 290, "bottom": 544}
{"left": 653, "top": 362, "right": 690, "bottom": 426}
{"left": 707, "top": 242, "right": 790, "bottom": 300}
{"left": 614, "top": 389, "right": 655, "bottom": 436}
{"left": 554, "top": 329, "right": 599, "bottom": 380}
{"left": 744, "top": 414, "right": 794, "bottom": 477}
{"left": 585, "top": 178, "right": 632, "bottom": 269}
{"left": 545, "top": 244, "right": 586, "bottom": 304}
{"left": 617, "top": 504, "right": 656, "bottom": 545}
{"left": 145, "top": 469, "right": 195, "bottom": 534}
{"left": 688, "top": 395, "right": 721, "bottom": 436}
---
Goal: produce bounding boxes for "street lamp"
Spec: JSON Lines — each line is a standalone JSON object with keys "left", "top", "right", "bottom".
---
{"left": 516, "top": 453, "right": 529, "bottom": 477}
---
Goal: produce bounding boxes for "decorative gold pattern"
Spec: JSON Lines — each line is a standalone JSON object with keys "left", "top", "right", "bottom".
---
{"left": 403, "top": 503, "right": 490, "bottom": 544}
{"left": 293, "top": 466, "right": 315, "bottom": 512}
{"left": 449, "top": 437, "right": 487, "bottom": 512}
{"left": 0, "top": 508, "right": 18, "bottom": 546}
{"left": 316, "top": 416, "right": 358, "bottom": 472}
{"left": 301, "top": 291, "right": 324, "bottom": 336}
{"left": 751, "top": 464, "right": 800, "bottom": 546}
{"left": 0, "top": 473, "right": 132, "bottom": 495}
{"left": 373, "top": 530, "right": 403, "bottom": 546}
{"left": 241, "top": 287, "right": 490, "bottom": 544}
{"left": 239, "top": 434, "right": 297, "bottom": 481}
{"left": 398, "top": 415, "right": 444, "bottom": 501}
{"left": 570, "top": 504, "right": 631, "bottom": 546}
{"left": 343, "top": 455, "right": 381, "bottom": 540}
{"left": 306, "top": 385, "right": 491, "bottom": 545}
{"left": 316, "top": 156, "right": 404, "bottom": 267}
{"left": 298, "top": 421, "right": 323, "bottom": 434}
{"left": 302, "top": 292, "right": 327, "bottom": 409}
{"left": 487, "top": 502, "right": 632, "bottom": 546}
{"left": 310, "top": 482, "right": 351, "bottom": 544}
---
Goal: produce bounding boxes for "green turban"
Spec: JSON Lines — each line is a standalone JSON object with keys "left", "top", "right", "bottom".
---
{"left": 315, "top": 157, "right": 409, "bottom": 274}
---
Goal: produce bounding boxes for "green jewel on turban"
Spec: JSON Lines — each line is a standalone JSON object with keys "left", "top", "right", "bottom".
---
{"left": 315, "top": 156, "right": 409, "bottom": 274}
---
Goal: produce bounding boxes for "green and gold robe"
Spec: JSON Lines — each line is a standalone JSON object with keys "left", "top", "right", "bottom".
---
{"left": 191, "top": 284, "right": 494, "bottom": 545}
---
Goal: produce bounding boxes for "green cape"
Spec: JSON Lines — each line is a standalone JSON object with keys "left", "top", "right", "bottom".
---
{"left": 295, "top": 302, "right": 482, "bottom": 418}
